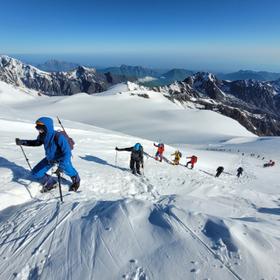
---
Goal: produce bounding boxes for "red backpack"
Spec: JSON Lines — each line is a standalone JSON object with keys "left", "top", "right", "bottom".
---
{"left": 55, "top": 131, "right": 75, "bottom": 150}
{"left": 56, "top": 116, "right": 75, "bottom": 150}
{"left": 192, "top": 156, "right": 198, "bottom": 163}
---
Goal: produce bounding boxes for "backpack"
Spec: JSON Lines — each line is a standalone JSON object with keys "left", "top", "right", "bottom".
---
{"left": 157, "top": 143, "right": 164, "bottom": 152}
{"left": 178, "top": 151, "right": 182, "bottom": 158}
{"left": 55, "top": 131, "right": 75, "bottom": 150}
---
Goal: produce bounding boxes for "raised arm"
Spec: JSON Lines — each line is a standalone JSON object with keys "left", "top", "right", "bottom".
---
{"left": 15, "top": 135, "right": 43, "bottom": 147}
{"left": 115, "top": 147, "right": 134, "bottom": 152}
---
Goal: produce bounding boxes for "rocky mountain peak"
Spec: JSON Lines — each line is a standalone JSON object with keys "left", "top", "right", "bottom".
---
{"left": 156, "top": 71, "right": 280, "bottom": 136}
{"left": 0, "top": 56, "right": 125, "bottom": 95}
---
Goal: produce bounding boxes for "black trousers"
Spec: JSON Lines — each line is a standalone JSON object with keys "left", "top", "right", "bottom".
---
{"left": 215, "top": 171, "right": 223, "bottom": 177}
{"left": 186, "top": 161, "right": 194, "bottom": 169}
{"left": 130, "top": 159, "right": 140, "bottom": 173}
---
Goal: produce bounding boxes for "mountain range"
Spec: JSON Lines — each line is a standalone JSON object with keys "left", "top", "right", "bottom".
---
{"left": 217, "top": 70, "right": 280, "bottom": 81}
{"left": 99, "top": 65, "right": 280, "bottom": 85}
{"left": 98, "top": 64, "right": 165, "bottom": 78}
{"left": 155, "top": 72, "right": 280, "bottom": 136}
{"left": 36, "top": 59, "right": 80, "bottom": 72}
{"left": 1, "top": 55, "right": 280, "bottom": 136}
{"left": 33, "top": 59, "right": 280, "bottom": 83}
{"left": 0, "top": 55, "right": 128, "bottom": 95}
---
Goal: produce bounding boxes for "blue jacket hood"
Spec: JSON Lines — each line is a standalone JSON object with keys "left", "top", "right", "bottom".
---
{"left": 36, "top": 117, "right": 54, "bottom": 133}
{"left": 36, "top": 117, "right": 55, "bottom": 146}
{"left": 35, "top": 117, "right": 72, "bottom": 163}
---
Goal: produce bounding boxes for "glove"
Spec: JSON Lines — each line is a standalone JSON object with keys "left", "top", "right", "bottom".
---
{"left": 54, "top": 167, "right": 63, "bottom": 176}
{"left": 141, "top": 163, "right": 144, "bottom": 168}
{"left": 15, "top": 138, "right": 25, "bottom": 145}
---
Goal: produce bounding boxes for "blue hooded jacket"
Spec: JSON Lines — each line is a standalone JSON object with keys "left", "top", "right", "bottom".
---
{"left": 36, "top": 117, "right": 72, "bottom": 163}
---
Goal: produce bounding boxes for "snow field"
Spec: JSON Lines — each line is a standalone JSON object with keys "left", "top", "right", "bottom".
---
{"left": 0, "top": 81, "right": 279, "bottom": 279}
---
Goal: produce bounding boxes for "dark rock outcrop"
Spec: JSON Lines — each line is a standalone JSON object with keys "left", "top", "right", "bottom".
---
{"left": 155, "top": 72, "right": 280, "bottom": 136}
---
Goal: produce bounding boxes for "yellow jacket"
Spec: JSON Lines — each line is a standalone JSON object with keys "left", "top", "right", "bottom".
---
{"left": 171, "top": 150, "right": 181, "bottom": 159}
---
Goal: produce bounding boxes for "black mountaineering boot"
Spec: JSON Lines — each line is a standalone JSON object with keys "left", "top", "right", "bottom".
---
{"left": 69, "top": 175, "right": 80, "bottom": 192}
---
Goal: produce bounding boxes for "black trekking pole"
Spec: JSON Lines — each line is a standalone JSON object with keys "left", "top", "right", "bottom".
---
{"left": 57, "top": 116, "right": 67, "bottom": 133}
{"left": 56, "top": 170, "right": 63, "bottom": 202}
{"left": 19, "top": 144, "right": 32, "bottom": 171}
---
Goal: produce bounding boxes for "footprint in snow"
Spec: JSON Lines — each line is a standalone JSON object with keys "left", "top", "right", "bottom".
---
{"left": 190, "top": 268, "right": 200, "bottom": 274}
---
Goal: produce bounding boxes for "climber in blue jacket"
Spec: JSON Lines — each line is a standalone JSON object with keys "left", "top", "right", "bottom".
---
{"left": 15, "top": 117, "right": 80, "bottom": 192}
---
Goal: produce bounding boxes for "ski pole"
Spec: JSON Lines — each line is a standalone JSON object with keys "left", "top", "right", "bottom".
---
{"left": 57, "top": 170, "right": 63, "bottom": 202}
{"left": 19, "top": 145, "right": 32, "bottom": 171}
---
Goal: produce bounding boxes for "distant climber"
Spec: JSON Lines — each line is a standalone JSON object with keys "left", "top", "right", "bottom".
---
{"left": 237, "top": 167, "right": 243, "bottom": 178}
{"left": 171, "top": 150, "right": 182, "bottom": 165}
{"left": 153, "top": 142, "right": 164, "bottom": 162}
{"left": 115, "top": 143, "right": 144, "bottom": 175}
{"left": 15, "top": 117, "right": 80, "bottom": 192}
{"left": 215, "top": 166, "right": 224, "bottom": 177}
{"left": 185, "top": 155, "right": 198, "bottom": 169}
{"left": 263, "top": 160, "right": 275, "bottom": 168}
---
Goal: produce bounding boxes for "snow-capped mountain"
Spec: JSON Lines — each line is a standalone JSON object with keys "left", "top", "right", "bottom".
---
{"left": 155, "top": 72, "right": 280, "bottom": 136}
{"left": 0, "top": 55, "right": 127, "bottom": 95}
{"left": 1, "top": 55, "right": 280, "bottom": 136}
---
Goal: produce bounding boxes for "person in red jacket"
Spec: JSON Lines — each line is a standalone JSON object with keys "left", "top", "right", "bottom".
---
{"left": 154, "top": 143, "right": 165, "bottom": 162}
{"left": 186, "top": 155, "right": 198, "bottom": 169}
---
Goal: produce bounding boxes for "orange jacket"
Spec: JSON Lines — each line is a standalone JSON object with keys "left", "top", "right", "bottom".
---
{"left": 154, "top": 143, "right": 164, "bottom": 154}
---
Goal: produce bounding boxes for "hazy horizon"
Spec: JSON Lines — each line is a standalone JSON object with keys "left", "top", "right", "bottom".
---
{"left": 2, "top": 53, "right": 279, "bottom": 74}
{"left": 1, "top": 0, "right": 280, "bottom": 72}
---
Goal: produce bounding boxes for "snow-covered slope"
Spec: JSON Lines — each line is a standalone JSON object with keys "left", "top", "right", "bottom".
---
{"left": 0, "top": 81, "right": 279, "bottom": 280}
{"left": 0, "top": 81, "right": 254, "bottom": 145}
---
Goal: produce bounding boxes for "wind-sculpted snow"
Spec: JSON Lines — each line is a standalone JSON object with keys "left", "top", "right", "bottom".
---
{"left": 0, "top": 117, "right": 280, "bottom": 279}
{"left": 203, "top": 218, "right": 238, "bottom": 253}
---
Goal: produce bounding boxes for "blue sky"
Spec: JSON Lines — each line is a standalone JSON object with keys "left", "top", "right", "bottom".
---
{"left": 1, "top": 0, "right": 280, "bottom": 71}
